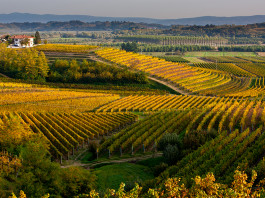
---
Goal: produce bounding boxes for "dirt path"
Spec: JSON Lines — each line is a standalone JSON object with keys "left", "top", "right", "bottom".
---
{"left": 61, "top": 153, "right": 162, "bottom": 169}
{"left": 148, "top": 76, "right": 189, "bottom": 95}
{"left": 88, "top": 54, "right": 112, "bottom": 65}
{"left": 89, "top": 53, "right": 189, "bottom": 95}
{"left": 0, "top": 73, "right": 11, "bottom": 78}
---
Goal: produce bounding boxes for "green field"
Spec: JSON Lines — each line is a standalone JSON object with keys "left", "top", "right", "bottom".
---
{"left": 140, "top": 51, "right": 258, "bottom": 58}
{"left": 184, "top": 57, "right": 206, "bottom": 63}
{"left": 184, "top": 51, "right": 257, "bottom": 57}
{"left": 141, "top": 52, "right": 169, "bottom": 56}
{"left": 94, "top": 163, "right": 154, "bottom": 192}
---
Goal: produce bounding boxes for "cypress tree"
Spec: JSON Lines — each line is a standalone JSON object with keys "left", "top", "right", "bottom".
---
{"left": 34, "top": 31, "right": 41, "bottom": 44}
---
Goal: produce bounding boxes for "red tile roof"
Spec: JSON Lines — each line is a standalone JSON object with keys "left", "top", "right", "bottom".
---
{"left": 11, "top": 35, "right": 34, "bottom": 39}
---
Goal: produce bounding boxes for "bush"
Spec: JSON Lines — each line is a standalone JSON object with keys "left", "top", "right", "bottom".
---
{"left": 163, "top": 144, "right": 181, "bottom": 165}
{"left": 158, "top": 133, "right": 183, "bottom": 165}
{"left": 153, "top": 162, "right": 168, "bottom": 177}
{"left": 88, "top": 141, "right": 99, "bottom": 159}
{"left": 158, "top": 133, "right": 182, "bottom": 151}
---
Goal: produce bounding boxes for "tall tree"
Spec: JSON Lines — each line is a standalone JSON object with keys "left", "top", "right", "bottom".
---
{"left": 34, "top": 31, "right": 41, "bottom": 44}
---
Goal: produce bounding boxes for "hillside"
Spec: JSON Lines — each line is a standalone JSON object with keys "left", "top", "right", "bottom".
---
{"left": 0, "top": 12, "right": 265, "bottom": 25}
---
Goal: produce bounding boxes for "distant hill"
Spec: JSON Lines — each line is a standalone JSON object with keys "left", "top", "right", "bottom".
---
{"left": 0, "top": 13, "right": 265, "bottom": 25}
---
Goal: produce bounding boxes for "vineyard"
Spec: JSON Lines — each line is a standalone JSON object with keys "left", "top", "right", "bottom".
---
{"left": 157, "top": 125, "right": 265, "bottom": 186}
{"left": 0, "top": 81, "right": 121, "bottom": 112}
{"left": 34, "top": 44, "right": 98, "bottom": 53}
{"left": 99, "top": 98, "right": 265, "bottom": 154}
{"left": 0, "top": 112, "right": 137, "bottom": 158}
{"left": 3, "top": 43, "right": 265, "bottom": 197}
{"left": 96, "top": 95, "right": 228, "bottom": 112}
{"left": 95, "top": 48, "right": 265, "bottom": 96}
{"left": 193, "top": 63, "right": 255, "bottom": 77}
{"left": 158, "top": 56, "right": 190, "bottom": 63}
{"left": 117, "top": 35, "right": 228, "bottom": 46}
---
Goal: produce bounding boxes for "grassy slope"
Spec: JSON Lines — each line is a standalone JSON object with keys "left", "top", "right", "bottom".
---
{"left": 148, "top": 79, "right": 181, "bottom": 95}
{"left": 94, "top": 163, "right": 154, "bottom": 192}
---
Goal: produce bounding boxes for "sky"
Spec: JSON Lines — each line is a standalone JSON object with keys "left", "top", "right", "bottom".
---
{"left": 1, "top": 0, "right": 265, "bottom": 19}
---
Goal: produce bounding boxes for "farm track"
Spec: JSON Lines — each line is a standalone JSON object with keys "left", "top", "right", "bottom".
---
{"left": 147, "top": 76, "right": 189, "bottom": 95}
{"left": 0, "top": 73, "right": 11, "bottom": 78}
{"left": 61, "top": 153, "right": 163, "bottom": 169}
{"left": 89, "top": 53, "right": 188, "bottom": 95}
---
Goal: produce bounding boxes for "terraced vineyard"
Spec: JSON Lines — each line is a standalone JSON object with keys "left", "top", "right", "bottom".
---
{"left": 235, "top": 56, "right": 265, "bottom": 63}
{"left": 99, "top": 98, "right": 265, "bottom": 157}
{"left": 156, "top": 125, "right": 265, "bottom": 186}
{"left": 193, "top": 63, "right": 255, "bottom": 77}
{"left": 34, "top": 44, "right": 97, "bottom": 53}
{"left": 96, "top": 48, "right": 233, "bottom": 95}
{"left": 0, "top": 87, "right": 120, "bottom": 112}
{"left": 0, "top": 112, "right": 137, "bottom": 158}
{"left": 3, "top": 43, "right": 265, "bottom": 196}
{"left": 0, "top": 89, "right": 118, "bottom": 105}
{"left": 234, "top": 63, "right": 265, "bottom": 76}
{"left": 96, "top": 95, "right": 229, "bottom": 112}
{"left": 43, "top": 52, "right": 94, "bottom": 65}
{"left": 96, "top": 48, "right": 265, "bottom": 97}
{"left": 157, "top": 56, "right": 190, "bottom": 63}
{"left": 204, "top": 56, "right": 250, "bottom": 63}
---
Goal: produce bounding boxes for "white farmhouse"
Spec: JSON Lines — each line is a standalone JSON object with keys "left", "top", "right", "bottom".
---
{"left": 11, "top": 35, "right": 34, "bottom": 47}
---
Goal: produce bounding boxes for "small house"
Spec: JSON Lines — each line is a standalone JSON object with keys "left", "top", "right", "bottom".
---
{"left": 11, "top": 35, "right": 34, "bottom": 47}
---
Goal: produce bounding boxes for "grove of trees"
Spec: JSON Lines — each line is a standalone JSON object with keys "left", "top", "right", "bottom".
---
{"left": 48, "top": 59, "right": 148, "bottom": 84}
{"left": 0, "top": 43, "right": 49, "bottom": 81}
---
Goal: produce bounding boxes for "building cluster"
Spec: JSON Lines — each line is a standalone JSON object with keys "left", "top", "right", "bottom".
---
{"left": 0, "top": 34, "right": 34, "bottom": 47}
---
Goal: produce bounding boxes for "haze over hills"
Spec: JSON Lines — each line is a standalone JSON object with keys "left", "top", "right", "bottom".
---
{"left": 1, "top": 13, "right": 265, "bottom": 25}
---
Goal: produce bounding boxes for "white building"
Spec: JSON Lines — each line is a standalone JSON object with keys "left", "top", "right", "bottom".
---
{"left": 11, "top": 35, "right": 34, "bottom": 47}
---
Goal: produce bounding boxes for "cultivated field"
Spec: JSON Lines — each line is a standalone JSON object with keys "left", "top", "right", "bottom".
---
{"left": 2, "top": 43, "right": 265, "bottom": 197}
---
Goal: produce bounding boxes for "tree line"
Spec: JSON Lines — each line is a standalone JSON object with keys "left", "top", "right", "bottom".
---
{"left": 0, "top": 21, "right": 166, "bottom": 31}
{"left": 48, "top": 59, "right": 148, "bottom": 84}
{"left": 0, "top": 43, "right": 148, "bottom": 84}
{"left": 117, "top": 35, "right": 228, "bottom": 46}
{"left": 218, "top": 45, "right": 265, "bottom": 52}
{"left": 141, "top": 44, "right": 214, "bottom": 52}
{"left": 166, "top": 23, "right": 265, "bottom": 38}
{"left": 0, "top": 43, "right": 49, "bottom": 81}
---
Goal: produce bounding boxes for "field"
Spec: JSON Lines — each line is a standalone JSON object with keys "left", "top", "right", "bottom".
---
{"left": 258, "top": 52, "right": 265, "bottom": 56}
{"left": 95, "top": 163, "right": 154, "bottom": 192}
{"left": 141, "top": 52, "right": 170, "bottom": 56}
{"left": 96, "top": 48, "right": 265, "bottom": 97}
{"left": 184, "top": 51, "right": 257, "bottom": 57}
{"left": 2, "top": 43, "right": 265, "bottom": 197}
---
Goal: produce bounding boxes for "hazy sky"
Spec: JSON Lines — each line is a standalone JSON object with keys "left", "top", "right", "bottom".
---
{"left": 1, "top": 0, "right": 265, "bottom": 19}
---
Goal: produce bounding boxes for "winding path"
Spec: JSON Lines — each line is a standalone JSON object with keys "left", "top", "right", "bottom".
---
{"left": 89, "top": 52, "right": 189, "bottom": 95}
{"left": 148, "top": 76, "right": 189, "bottom": 95}
{"left": 61, "top": 153, "right": 162, "bottom": 169}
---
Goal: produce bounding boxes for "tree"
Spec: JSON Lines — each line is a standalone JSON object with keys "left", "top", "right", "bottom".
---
{"left": 20, "top": 38, "right": 29, "bottom": 47}
{"left": 0, "top": 115, "right": 33, "bottom": 154}
{"left": 17, "top": 138, "right": 62, "bottom": 197}
{"left": 158, "top": 133, "right": 183, "bottom": 165}
{"left": 34, "top": 31, "right": 41, "bottom": 44}
{"left": 121, "top": 42, "right": 138, "bottom": 53}
{"left": 60, "top": 167, "right": 96, "bottom": 197}
{"left": 36, "top": 52, "right": 49, "bottom": 80}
